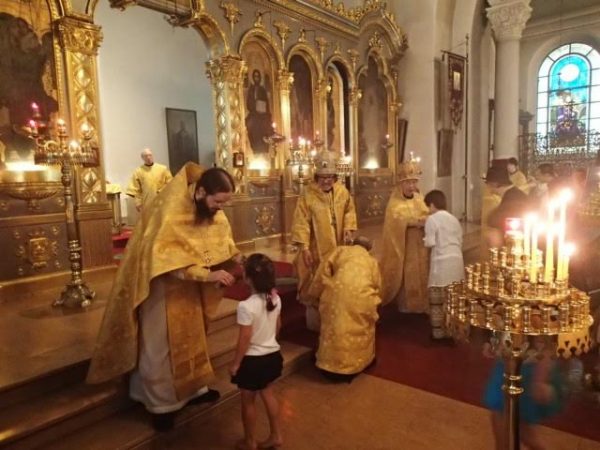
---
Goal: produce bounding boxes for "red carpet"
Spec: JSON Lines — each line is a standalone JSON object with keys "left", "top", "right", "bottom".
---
{"left": 282, "top": 303, "right": 600, "bottom": 442}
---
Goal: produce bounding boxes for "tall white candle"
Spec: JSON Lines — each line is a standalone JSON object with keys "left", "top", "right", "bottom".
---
{"left": 556, "top": 189, "right": 572, "bottom": 281}
{"left": 544, "top": 202, "right": 556, "bottom": 283}
{"left": 530, "top": 223, "right": 543, "bottom": 283}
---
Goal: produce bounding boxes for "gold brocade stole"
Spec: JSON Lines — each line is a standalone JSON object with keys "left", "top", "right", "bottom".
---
{"left": 165, "top": 277, "right": 219, "bottom": 400}
{"left": 400, "top": 227, "right": 430, "bottom": 313}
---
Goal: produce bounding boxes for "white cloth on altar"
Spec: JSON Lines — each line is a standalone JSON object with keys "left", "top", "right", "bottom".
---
{"left": 129, "top": 275, "right": 208, "bottom": 414}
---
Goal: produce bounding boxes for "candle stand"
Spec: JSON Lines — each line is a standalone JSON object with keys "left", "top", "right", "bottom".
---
{"left": 29, "top": 113, "right": 99, "bottom": 308}
{"left": 446, "top": 230, "right": 592, "bottom": 449}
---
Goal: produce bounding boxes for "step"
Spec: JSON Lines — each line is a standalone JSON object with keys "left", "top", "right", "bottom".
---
{"left": 43, "top": 341, "right": 312, "bottom": 450}
{"left": 0, "top": 361, "right": 89, "bottom": 410}
{"left": 0, "top": 316, "right": 239, "bottom": 449}
{"left": 207, "top": 298, "right": 239, "bottom": 335}
{"left": 0, "top": 379, "right": 129, "bottom": 450}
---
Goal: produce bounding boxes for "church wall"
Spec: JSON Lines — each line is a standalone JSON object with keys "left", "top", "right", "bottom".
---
{"left": 391, "top": 0, "right": 438, "bottom": 192}
{"left": 519, "top": 7, "right": 600, "bottom": 131}
{"left": 95, "top": 1, "right": 215, "bottom": 220}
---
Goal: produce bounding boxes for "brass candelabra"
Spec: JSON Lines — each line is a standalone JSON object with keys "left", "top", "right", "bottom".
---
{"left": 446, "top": 207, "right": 592, "bottom": 450}
{"left": 29, "top": 106, "right": 98, "bottom": 308}
{"left": 263, "top": 128, "right": 285, "bottom": 170}
{"left": 286, "top": 138, "right": 316, "bottom": 186}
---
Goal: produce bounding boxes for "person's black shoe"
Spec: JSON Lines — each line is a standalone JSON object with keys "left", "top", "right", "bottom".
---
{"left": 188, "top": 388, "right": 221, "bottom": 405}
{"left": 151, "top": 412, "right": 175, "bottom": 432}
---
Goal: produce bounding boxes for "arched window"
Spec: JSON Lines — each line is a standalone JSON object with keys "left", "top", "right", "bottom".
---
{"left": 536, "top": 43, "right": 600, "bottom": 139}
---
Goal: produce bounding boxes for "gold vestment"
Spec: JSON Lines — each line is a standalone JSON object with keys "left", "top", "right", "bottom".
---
{"left": 309, "top": 245, "right": 381, "bottom": 374}
{"left": 510, "top": 170, "right": 529, "bottom": 194}
{"left": 480, "top": 185, "right": 502, "bottom": 261}
{"left": 291, "top": 181, "right": 357, "bottom": 304}
{"left": 126, "top": 163, "right": 173, "bottom": 209}
{"left": 87, "top": 163, "right": 239, "bottom": 400}
{"left": 380, "top": 190, "right": 429, "bottom": 312}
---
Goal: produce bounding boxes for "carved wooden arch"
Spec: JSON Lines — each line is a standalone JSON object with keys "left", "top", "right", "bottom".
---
{"left": 239, "top": 28, "right": 285, "bottom": 71}
{"left": 360, "top": 14, "right": 408, "bottom": 64}
{"left": 357, "top": 50, "right": 397, "bottom": 105}
{"left": 324, "top": 54, "right": 355, "bottom": 88}
{"left": 286, "top": 43, "right": 324, "bottom": 82}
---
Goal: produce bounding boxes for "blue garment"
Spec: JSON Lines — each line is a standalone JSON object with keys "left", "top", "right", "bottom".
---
{"left": 483, "top": 360, "right": 565, "bottom": 424}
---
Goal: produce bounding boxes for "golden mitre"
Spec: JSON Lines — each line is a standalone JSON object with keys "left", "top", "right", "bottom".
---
{"left": 397, "top": 155, "right": 422, "bottom": 182}
{"left": 314, "top": 149, "right": 339, "bottom": 176}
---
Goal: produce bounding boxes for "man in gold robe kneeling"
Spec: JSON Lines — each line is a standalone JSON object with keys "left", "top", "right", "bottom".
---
{"left": 380, "top": 157, "right": 430, "bottom": 313}
{"left": 308, "top": 237, "right": 381, "bottom": 382}
{"left": 87, "top": 163, "right": 240, "bottom": 431}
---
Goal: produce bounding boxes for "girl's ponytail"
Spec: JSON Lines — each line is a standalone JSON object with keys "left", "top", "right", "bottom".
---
{"left": 244, "top": 253, "right": 277, "bottom": 312}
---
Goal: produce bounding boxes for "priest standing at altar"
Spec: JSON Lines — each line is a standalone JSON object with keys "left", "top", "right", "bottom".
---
{"left": 126, "top": 148, "right": 173, "bottom": 212}
{"left": 380, "top": 158, "right": 430, "bottom": 313}
{"left": 291, "top": 150, "right": 357, "bottom": 330}
{"left": 88, "top": 164, "right": 240, "bottom": 431}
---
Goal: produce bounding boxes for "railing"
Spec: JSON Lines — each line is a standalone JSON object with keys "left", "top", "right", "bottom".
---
{"left": 518, "top": 131, "right": 600, "bottom": 175}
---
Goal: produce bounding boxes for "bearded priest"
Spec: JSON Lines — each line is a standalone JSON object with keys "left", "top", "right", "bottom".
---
{"left": 87, "top": 163, "right": 240, "bottom": 431}
{"left": 380, "top": 157, "right": 430, "bottom": 313}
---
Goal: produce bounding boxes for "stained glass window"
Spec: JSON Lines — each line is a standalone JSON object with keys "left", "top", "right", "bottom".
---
{"left": 536, "top": 43, "right": 600, "bottom": 139}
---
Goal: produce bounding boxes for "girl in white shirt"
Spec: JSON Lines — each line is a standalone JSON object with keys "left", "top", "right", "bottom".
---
{"left": 230, "top": 253, "right": 283, "bottom": 450}
{"left": 423, "top": 190, "right": 464, "bottom": 339}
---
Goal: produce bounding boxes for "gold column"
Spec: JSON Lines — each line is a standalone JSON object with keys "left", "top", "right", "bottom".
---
{"left": 276, "top": 69, "right": 294, "bottom": 184}
{"left": 55, "top": 17, "right": 113, "bottom": 268}
{"left": 348, "top": 86, "right": 361, "bottom": 179}
{"left": 206, "top": 55, "right": 247, "bottom": 187}
{"left": 315, "top": 77, "right": 329, "bottom": 145}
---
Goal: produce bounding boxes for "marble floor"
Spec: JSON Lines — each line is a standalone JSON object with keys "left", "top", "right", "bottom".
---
{"left": 149, "top": 366, "right": 600, "bottom": 450}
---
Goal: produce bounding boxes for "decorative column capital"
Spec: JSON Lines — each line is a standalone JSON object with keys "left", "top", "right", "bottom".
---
{"left": 349, "top": 87, "right": 362, "bottom": 106}
{"left": 206, "top": 55, "right": 246, "bottom": 84}
{"left": 486, "top": 0, "right": 532, "bottom": 41}
{"left": 56, "top": 18, "right": 103, "bottom": 56}
{"left": 276, "top": 69, "right": 294, "bottom": 92}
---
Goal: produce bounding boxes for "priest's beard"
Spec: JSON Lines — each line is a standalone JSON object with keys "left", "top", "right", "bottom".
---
{"left": 195, "top": 197, "right": 218, "bottom": 222}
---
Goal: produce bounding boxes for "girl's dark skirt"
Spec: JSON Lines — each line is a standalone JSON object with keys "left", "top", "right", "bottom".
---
{"left": 231, "top": 351, "right": 283, "bottom": 391}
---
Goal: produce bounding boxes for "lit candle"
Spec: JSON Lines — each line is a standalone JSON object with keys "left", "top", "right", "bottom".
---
{"left": 68, "top": 140, "right": 81, "bottom": 153}
{"left": 562, "top": 243, "right": 575, "bottom": 281}
{"left": 544, "top": 224, "right": 557, "bottom": 284}
{"left": 80, "top": 122, "right": 90, "bottom": 136}
{"left": 316, "top": 130, "right": 320, "bottom": 136}
{"left": 28, "top": 119, "right": 38, "bottom": 134}
{"left": 272, "top": 122, "right": 276, "bottom": 130}
{"left": 523, "top": 213, "right": 535, "bottom": 259}
{"left": 31, "top": 102, "right": 39, "bottom": 114}
{"left": 530, "top": 223, "right": 543, "bottom": 283}
{"left": 556, "top": 189, "right": 572, "bottom": 280}
{"left": 385, "top": 133, "right": 390, "bottom": 141}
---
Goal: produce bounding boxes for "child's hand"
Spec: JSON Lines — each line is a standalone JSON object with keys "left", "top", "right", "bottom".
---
{"left": 229, "top": 363, "right": 240, "bottom": 377}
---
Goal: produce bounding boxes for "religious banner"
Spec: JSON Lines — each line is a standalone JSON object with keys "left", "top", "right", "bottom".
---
{"left": 447, "top": 52, "right": 466, "bottom": 129}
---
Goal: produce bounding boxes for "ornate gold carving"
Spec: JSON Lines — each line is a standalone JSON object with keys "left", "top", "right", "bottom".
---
{"left": 368, "top": 31, "right": 383, "bottom": 51}
{"left": 305, "top": 0, "right": 386, "bottom": 24}
{"left": 0, "top": 200, "right": 8, "bottom": 211}
{"left": 51, "top": 225, "right": 60, "bottom": 236}
{"left": 109, "top": 0, "right": 138, "bottom": 11}
{"left": 349, "top": 87, "right": 362, "bottom": 106}
{"left": 315, "top": 36, "right": 329, "bottom": 62}
{"left": 220, "top": 1, "right": 241, "bottom": 34}
{"left": 276, "top": 69, "right": 294, "bottom": 93}
{"left": 57, "top": 19, "right": 103, "bottom": 56}
{"left": 273, "top": 20, "right": 291, "bottom": 49}
{"left": 365, "top": 194, "right": 384, "bottom": 217}
{"left": 27, "top": 237, "right": 53, "bottom": 269}
{"left": 298, "top": 28, "right": 307, "bottom": 43}
{"left": 206, "top": 55, "right": 247, "bottom": 169}
{"left": 13, "top": 230, "right": 21, "bottom": 240}
{"left": 253, "top": 10, "right": 265, "bottom": 28}
{"left": 347, "top": 49, "right": 359, "bottom": 70}
{"left": 81, "top": 168, "right": 102, "bottom": 203}
{"left": 1, "top": 182, "right": 62, "bottom": 211}
{"left": 333, "top": 42, "right": 342, "bottom": 55}
{"left": 255, "top": 206, "right": 276, "bottom": 235}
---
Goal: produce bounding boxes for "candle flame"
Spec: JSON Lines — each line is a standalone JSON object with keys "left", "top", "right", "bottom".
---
{"left": 507, "top": 218, "right": 521, "bottom": 231}
{"left": 559, "top": 188, "right": 573, "bottom": 202}
{"left": 248, "top": 157, "right": 268, "bottom": 171}
{"left": 565, "top": 243, "right": 575, "bottom": 256}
